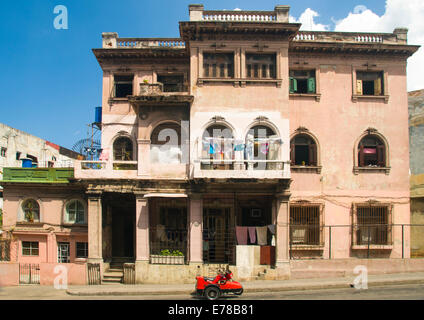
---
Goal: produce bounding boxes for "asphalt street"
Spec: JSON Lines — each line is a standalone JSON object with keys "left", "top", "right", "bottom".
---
{"left": 0, "top": 283, "right": 423, "bottom": 300}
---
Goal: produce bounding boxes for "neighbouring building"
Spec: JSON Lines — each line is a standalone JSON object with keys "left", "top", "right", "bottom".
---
{"left": 0, "top": 122, "right": 81, "bottom": 211}
{"left": 0, "top": 4, "right": 421, "bottom": 286}
{"left": 409, "top": 89, "right": 424, "bottom": 258}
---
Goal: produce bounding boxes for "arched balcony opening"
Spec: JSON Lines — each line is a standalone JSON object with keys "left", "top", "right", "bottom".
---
{"left": 150, "top": 122, "right": 182, "bottom": 164}
{"left": 245, "top": 125, "right": 281, "bottom": 170}
{"left": 201, "top": 124, "right": 235, "bottom": 170}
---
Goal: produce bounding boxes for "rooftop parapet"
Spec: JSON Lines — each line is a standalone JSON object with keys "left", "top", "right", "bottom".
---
{"left": 102, "top": 33, "right": 185, "bottom": 49}
{"left": 189, "top": 4, "right": 290, "bottom": 22}
{"left": 294, "top": 28, "right": 409, "bottom": 45}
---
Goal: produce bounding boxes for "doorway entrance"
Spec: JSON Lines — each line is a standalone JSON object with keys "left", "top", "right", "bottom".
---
{"left": 103, "top": 193, "right": 135, "bottom": 261}
{"left": 203, "top": 207, "right": 235, "bottom": 264}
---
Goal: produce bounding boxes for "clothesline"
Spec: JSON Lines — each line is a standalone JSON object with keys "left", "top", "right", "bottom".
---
{"left": 203, "top": 137, "right": 283, "bottom": 142}
{"left": 235, "top": 225, "right": 276, "bottom": 246}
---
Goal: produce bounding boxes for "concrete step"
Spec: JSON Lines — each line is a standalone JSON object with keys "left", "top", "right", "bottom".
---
{"left": 103, "top": 271, "right": 124, "bottom": 278}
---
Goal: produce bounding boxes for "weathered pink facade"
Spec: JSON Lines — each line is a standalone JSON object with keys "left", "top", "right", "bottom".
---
{"left": 0, "top": 4, "right": 421, "bottom": 285}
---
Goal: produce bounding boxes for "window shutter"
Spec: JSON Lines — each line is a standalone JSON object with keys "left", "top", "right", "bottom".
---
{"left": 290, "top": 143, "right": 295, "bottom": 165}
{"left": 356, "top": 80, "right": 363, "bottom": 95}
{"left": 374, "top": 77, "right": 382, "bottom": 95}
{"left": 308, "top": 143, "right": 317, "bottom": 166}
{"left": 359, "top": 144, "right": 365, "bottom": 167}
{"left": 289, "top": 77, "right": 297, "bottom": 93}
{"left": 307, "top": 77, "right": 316, "bottom": 93}
{"left": 376, "top": 144, "right": 385, "bottom": 167}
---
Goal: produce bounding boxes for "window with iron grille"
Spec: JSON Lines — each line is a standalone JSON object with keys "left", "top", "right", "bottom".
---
{"left": 22, "top": 241, "right": 39, "bottom": 256}
{"left": 354, "top": 204, "right": 392, "bottom": 245}
{"left": 76, "top": 242, "right": 88, "bottom": 258}
{"left": 290, "top": 204, "right": 322, "bottom": 246}
{"left": 203, "top": 53, "right": 234, "bottom": 78}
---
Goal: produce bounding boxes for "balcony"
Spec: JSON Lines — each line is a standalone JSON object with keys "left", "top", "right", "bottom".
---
{"left": 128, "top": 83, "right": 193, "bottom": 107}
{"left": 193, "top": 137, "right": 290, "bottom": 180}
{"left": 74, "top": 160, "right": 138, "bottom": 180}
{"left": 1, "top": 167, "right": 74, "bottom": 183}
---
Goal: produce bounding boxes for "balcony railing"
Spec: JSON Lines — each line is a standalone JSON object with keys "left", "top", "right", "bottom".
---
{"left": 202, "top": 11, "right": 276, "bottom": 22}
{"left": 293, "top": 31, "right": 406, "bottom": 44}
{"left": 1, "top": 167, "right": 74, "bottom": 183}
{"left": 116, "top": 38, "right": 185, "bottom": 49}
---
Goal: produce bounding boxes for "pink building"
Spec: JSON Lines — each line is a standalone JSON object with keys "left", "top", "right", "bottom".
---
{"left": 1, "top": 4, "right": 422, "bottom": 285}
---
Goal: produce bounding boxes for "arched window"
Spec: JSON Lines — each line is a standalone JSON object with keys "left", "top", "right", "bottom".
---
{"left": 202, "top": 124, "right": 234, "bottom": 170}
{"left": 113, "top": 136, "right": 133, "bottom": 161}
{"left": 358, "top": 135, "right": 386, "bottom": 167}
{"left": 22, "top": 199, "right": 40, "bottom": 222}
{"left": 150, "top": 122, "right": 182, "bottom": 164}
{"left": 290, "top": 134, "right": 317, "bottom": 166}
{"left": 245, "top": 125, "right": 280, "bottom": 169}
{"left": 65, "top": 200, "right": 86, "bottom": 224}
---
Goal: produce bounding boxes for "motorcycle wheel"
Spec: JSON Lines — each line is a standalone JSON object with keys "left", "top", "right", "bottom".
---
{"left": 205, "top": 286, "right": 221, "bottom": 300}
{"left": 234, "top": 288, "right": 243, "bottom": 295}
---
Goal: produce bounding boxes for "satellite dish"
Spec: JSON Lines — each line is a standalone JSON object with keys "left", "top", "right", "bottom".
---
{"left": 72, "top": 138, "right": 101, "bottom": 160}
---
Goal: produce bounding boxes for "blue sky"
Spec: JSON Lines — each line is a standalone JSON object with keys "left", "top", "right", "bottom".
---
{"left": 0, "top": 0, "right": 420, "bottom": 150}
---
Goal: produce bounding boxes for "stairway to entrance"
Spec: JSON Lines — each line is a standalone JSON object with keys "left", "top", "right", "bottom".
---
{"left": 102, "top": 257, "right": 133, "bottom": 284}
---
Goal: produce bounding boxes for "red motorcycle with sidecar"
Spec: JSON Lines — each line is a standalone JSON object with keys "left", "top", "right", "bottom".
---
{"left": 195, "top": 266, "right": 243, "bottom": 300}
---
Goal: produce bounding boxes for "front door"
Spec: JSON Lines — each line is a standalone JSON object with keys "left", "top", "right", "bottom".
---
{"left": 58, "top": 242, "right": 70, "bottom": 263}
{"left": 112, "top": 205, "right": 135, "bottom": 259}
{"left": 203, "top": 208, "right": 234, "bottom": 264}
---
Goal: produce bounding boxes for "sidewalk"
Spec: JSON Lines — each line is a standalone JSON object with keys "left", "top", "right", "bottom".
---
{"left": 65, "top": 272, "right": 424, "bottom": 296}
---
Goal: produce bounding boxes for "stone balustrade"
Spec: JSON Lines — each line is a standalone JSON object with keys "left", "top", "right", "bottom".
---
{"left": 202, "top": 11, "right": 277, "bottom": 22}
{"left": 293, "top": 29, "right": 408, "bottom": 45}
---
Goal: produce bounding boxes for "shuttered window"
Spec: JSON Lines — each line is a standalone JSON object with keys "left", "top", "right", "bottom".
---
{"left": 203, "top": 53, "right": 234, "bottom": 78}
{"left": 356, "top": 71, "right": 384, "bottom": 96}
{"left": 245, "top": 53, "right": 276, "bottom": 79}
{"left": 358, "top": 135, "right": 386, "bottom": 167}
{"left": 289, "top": 70, "right": 316, "bottom": 94}
{"left": 290, "top": 134, "right": 317, "bottom": 166}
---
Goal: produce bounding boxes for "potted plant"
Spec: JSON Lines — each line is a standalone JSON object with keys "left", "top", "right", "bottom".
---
{"left": 150, "top": 249, "right": 184, "bottom": 264}
{"left": 25, "top": 201, "right": 35, "bottom": 223}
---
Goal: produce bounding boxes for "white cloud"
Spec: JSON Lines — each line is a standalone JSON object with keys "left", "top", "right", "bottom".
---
{"left": 290, "top": 8, "right": 329, "bottom": 31}
{"left": 291, "top": 1, "right": 424, "bottom": 91}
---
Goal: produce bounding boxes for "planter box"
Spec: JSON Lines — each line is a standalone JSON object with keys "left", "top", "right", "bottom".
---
{"left": 150, "top": 255, "right": 185, "bottom": 265}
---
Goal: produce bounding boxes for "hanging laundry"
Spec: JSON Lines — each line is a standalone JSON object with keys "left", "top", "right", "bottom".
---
{"left": 209, "top": 142, "right": 216, "bottom": 154}
{"left": 256, "top": 226, "right": 268, "bottom": 245}
{"left": 234, "top": 144, "right": 244, "bottom": 151}
{"left": 260, "top": 142, "right": 269, "bottom": 155}
{"left": 267, "top": 224, "right": 276, "bottom": 235}
{"left": 235, "top": 226, "right": 248, "bottom": 245}
{"left": 247, "top": 227, "right": 256, "bottom": 244}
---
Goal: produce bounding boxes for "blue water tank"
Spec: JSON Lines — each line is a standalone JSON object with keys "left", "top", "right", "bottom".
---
{"left": 95, "top": 106, "right": 102, "bottom": 123}
{"left": 22, "top": 159, "right": 32, "bottom": 168}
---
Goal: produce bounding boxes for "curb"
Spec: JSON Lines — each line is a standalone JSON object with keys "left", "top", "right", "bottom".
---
{"left": 65, "top": 278, "right": 424, "bottom": 296}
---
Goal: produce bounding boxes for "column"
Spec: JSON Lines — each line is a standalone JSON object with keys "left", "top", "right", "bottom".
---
{"left": 135, "top": 194, "right": 149, "bottom": 283}
{"left": 275, "top": 195, "right": 290, "bottom": 279}
{"left": 47, "top": 232, "right": 56, "bottom": 263}
{"left": 189, "top": 195, "right": 203, "bottom": 264}
{"left": 87, "top": 192, "right": 103, "bottom": 263}
{"left": 137, "top": 139, "right": 150, "bottom": 177}
{"left": 135, "top": 195, "right": 149, "bottom": 261}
